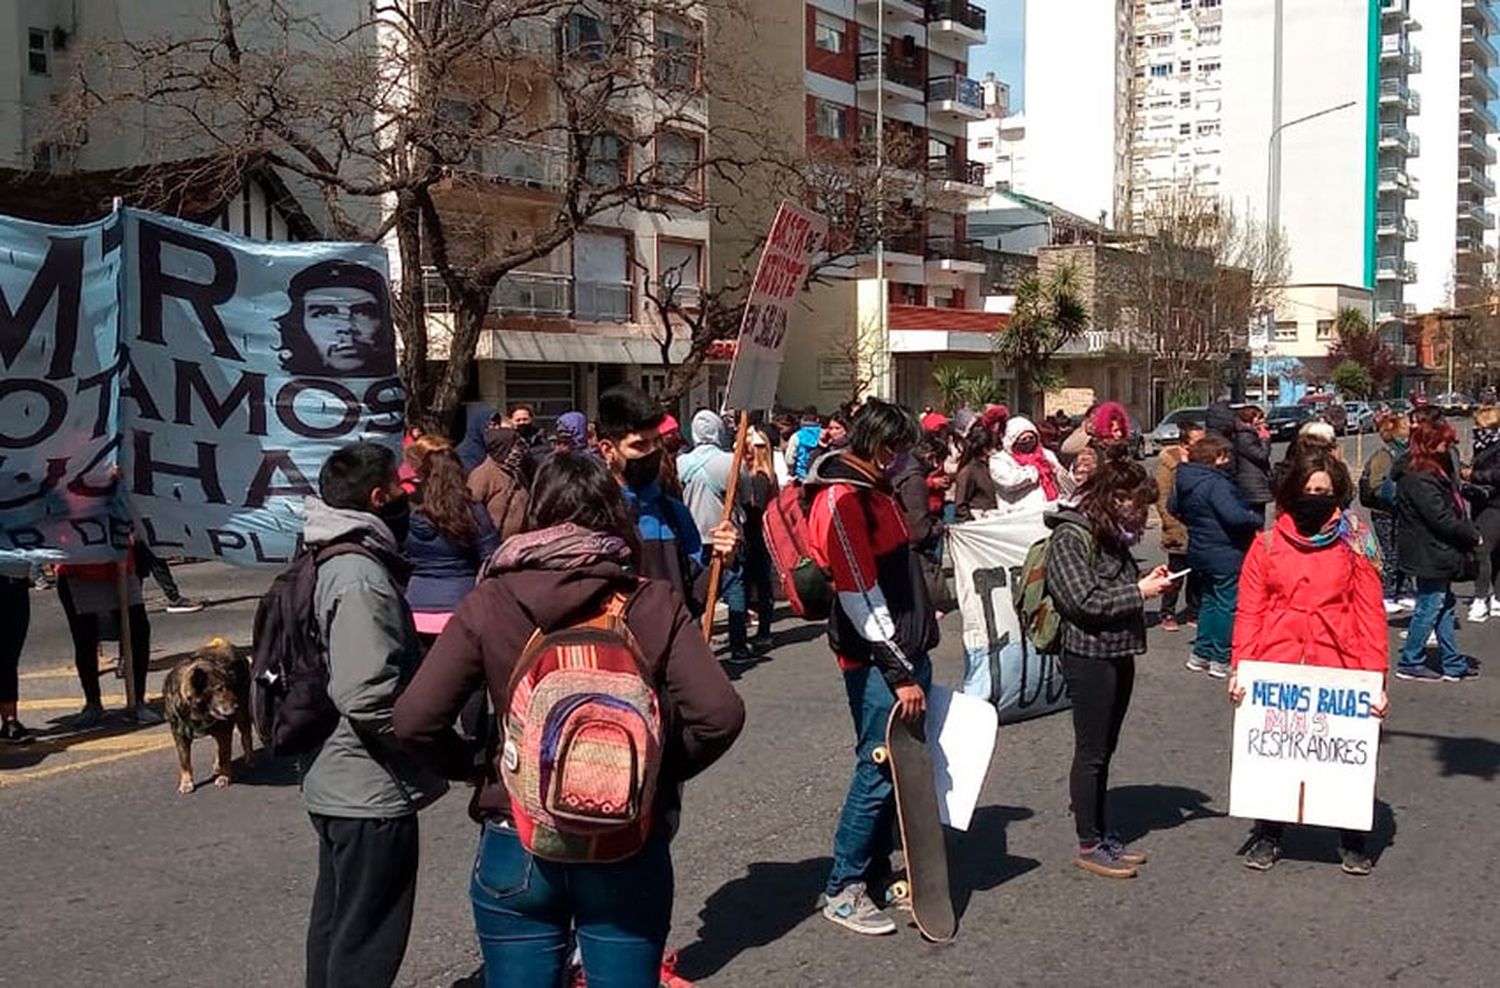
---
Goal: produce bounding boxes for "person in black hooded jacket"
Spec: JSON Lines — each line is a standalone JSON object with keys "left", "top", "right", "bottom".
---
{"left": 1231, "top": 405, "right": 1273, "bottom": 522}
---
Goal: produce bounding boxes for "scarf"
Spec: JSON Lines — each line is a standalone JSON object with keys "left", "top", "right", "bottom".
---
{"left": 1281, "top": 509, "right": 1382, "bottom": 567}
{"left": 483, "top": 522, "right": 632, "bottom": 578}
{"left": 1011, "top": 446, "right": 1059, "bottom": 500}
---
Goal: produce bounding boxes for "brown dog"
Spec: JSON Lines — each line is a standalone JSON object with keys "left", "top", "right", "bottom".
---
{"left": 163, "top": 638, "right": 255, "bottom": 794}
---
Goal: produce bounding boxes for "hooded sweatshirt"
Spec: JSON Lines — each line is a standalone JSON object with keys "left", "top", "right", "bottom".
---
{"left": 393, "top": 528, "right": 745, "bottom": 829}
{"left": 989, "top": 416, "right": 1072, "bottom": 510}
{"left": 805, "top": 452, "right": 940, "bottom": 685}
{"left": 467, "top": 425, "right": 530, "bottom": 540}
{"left": 299, "top": 497, "right": 448, "bottom": 818}
{"left": 789, "top": 420, "right": 824, "bottom": 480}
{"left": 677, "top": 410, "right": 749, "bottom": 538}
{"left": 553, "top": 411, "right": 589, "bottom": 453}
{"left": 455, "top": 404, "right": 497, "bottom": 473}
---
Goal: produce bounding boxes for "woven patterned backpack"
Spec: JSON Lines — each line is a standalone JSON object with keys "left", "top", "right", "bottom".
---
{"left": 500, "top": 587, "right": 662, "bottom": 863}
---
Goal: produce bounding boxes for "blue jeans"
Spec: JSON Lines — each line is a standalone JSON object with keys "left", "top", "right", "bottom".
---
{"left": 825, "top": 655, "right": 933, "bottom": 897}
{"left": 721, "top": 558, "right": 748, "bottom": 655}
{"left": 1193, "top": 573, "right": 1239, "bottom": 665}
{"left": 469, "top": 822, "right": 672, "bottom": 988}
{"left": 1398, "top": 579, "right": 1465, "bottom": 676}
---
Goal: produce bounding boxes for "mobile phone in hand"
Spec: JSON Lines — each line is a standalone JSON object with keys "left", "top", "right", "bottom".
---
{"left": 1167, "top": 567, "right": 1192, "bottom": 582}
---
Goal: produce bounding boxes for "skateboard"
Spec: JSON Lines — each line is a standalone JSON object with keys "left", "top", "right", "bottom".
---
{"left": 872, "top": 706, "right": 957, "bottom": 942}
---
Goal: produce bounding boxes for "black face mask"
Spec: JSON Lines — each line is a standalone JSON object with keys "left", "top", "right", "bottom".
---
{"left": 622, "top": 449, "right": 663, "bottom": 490}
{"left": 516, "top": 423, "right": 539, "bottom": 441}
{"left": 1013, "top": 436, "right": 1038, "bottom": 454}
{"left": 1287, "top": 493, "right": 1339, "bottom": 536}
{"left": 378, "top": 494, "right": 411, "bottom": 543}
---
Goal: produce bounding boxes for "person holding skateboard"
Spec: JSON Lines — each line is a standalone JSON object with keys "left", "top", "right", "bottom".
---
{"left": 1047, "top": 447, "right": 1174, "bottom": 879}
{"left": 805, "top": 400, "right": 939, "bottom": 935}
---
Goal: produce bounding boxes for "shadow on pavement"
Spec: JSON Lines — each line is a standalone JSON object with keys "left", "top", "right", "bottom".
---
{"left": 1234, "top": 799, "right": 1398, "bottom": 865}
{"left": 1109, "top": 784, "right": 1224, "bottom": 843}
{"left": 1385, "top": 728, "right": 1500, "bottom": 781}
{"left": 235, "top": 754, "right": 301, "bottom": 787}
{"left": 675, "top": 855, "right": 832, "bottom": 981}
{"left": 0, "top": 699, "right": 169, "bottom": 773}
{"left": 449, "top": 969, "right": 483, "bottom": 987}
{"left": 948, "top": 803, "right": 1040, "bottom": 918}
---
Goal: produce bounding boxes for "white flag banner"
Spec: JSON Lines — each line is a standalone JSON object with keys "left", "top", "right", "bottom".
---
{"left": 945, "top": 509, "right": 1070, "bottom": 724}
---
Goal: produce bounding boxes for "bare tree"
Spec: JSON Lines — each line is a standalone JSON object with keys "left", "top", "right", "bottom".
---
{"left": 57, "top": 0, "right": 778, "bottom": 426}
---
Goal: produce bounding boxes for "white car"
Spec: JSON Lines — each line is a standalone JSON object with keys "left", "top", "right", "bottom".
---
{"left": 1342, "top": 401, "right": 1376, "bottom": 434}
{"left": 1145, "top": 407, "right": 1208, "bottom": 455}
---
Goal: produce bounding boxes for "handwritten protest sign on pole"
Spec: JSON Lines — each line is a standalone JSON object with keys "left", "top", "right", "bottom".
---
{"left": 720, "top": 201, "right": 828, "bottom": 413}
{"left": 1229, "top": 660, "right": 1383, "bottom": 831}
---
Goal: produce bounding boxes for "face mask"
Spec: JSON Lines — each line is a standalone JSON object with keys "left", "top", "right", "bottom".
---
{"left": 377, "top": 494, "right": 411, "bottom": 543}
{"left": 516, "top": 423, "right": 538, "bottom": 441}
{"left": 622, "top": 449, "right": 663, "bottom": 490}
{"left": 1288, "top": 493, "right": 1339, "bottom": 536}
{"left": 1013, "top": 435, "right": 1038, "bottom": 454}
{"left": 1117, "top": 524, "right": 1144, "bottom": 547}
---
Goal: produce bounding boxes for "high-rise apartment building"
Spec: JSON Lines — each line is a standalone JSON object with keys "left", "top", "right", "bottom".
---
{"left": 1408, "top": 0, "right": 1500, "bottom": 313}
{"left": 968, "top": 71, "right": 1027, "bottom": 191}
{"left": 712, "top": 0, "right": 993, "bottom": 410}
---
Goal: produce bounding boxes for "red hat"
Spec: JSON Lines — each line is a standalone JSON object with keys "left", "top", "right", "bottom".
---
{"left": 921, "top": 411, "right": 949, "bottom": 432}
{"left": 660, "top": 414, "right": 680, "bottom": 435}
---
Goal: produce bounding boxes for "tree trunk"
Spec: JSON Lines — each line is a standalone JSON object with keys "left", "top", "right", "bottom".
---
{"left": 429, "top": 291, "right": 490, "bottom": 431}
{"left": 392, "top": 200, "right": 430, "bottom": 427}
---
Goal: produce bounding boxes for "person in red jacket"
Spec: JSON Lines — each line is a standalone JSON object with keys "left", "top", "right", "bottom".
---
{"left": 1229, "top": 446, "right": 1389, "bottom": 876}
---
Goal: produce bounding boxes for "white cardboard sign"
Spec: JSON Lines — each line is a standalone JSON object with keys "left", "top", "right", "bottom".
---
{"left": 721, "top": 201, "right": 828, "bottom": 412}
{"left": 927, "top": 684, "right": 998, "bottom": 832}
{"left": 1228, "top": 661, "right": 1383, "bottom": 831}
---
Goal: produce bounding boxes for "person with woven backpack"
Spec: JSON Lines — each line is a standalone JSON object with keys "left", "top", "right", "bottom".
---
{"left": 1046, "top": 448, "right": 1174, "bottom": 879}
{"left": 393, "top": 453, "right": 745, "bottom": 987}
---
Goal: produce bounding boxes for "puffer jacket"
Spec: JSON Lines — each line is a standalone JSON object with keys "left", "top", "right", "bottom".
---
{"left": 1231, "top": 424, "right": 1273, "bottom": 507}
{"left": 402, "top": 502, "right": 499, "bottom": 614}
{"left": 1395, "top": 459, "right": 1480, "bottom": 580}
{"left": 1169, "top": 461, "right": 1263, "bottom": 577}
{"left": 1044, "top": 506, "right": 1146, "bottom": 659}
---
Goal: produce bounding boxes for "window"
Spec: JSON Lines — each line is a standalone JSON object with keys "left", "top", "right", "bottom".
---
{"left": 1179, "top": 122, "right": 1191, "bottom": 135}
{"left": 655, "top": 16, "right": 701, "bottom": 89}
{"left": 1200, "top": 0, "right": 1221, "bottom": 7}
{"left": 1196, "top": 120, "right": 1220, "bottom": 136}
{"left": 977, "top": 138, "right": 993, "bottom": 149}
{"left": 1179, "top": 60, "right": 1192, "bottom": 73}
{"left": 814, "top": 16, "right": 844, "bottom": 53}
{"left": 586, "top": 133, "right": 626, "bottom": 187}
{"left": 1151, "top": 32, "right": 1172, "bottom": 47}
{"left": 1274, "top": 320, "right": 1298, "bottom": 341}
{"left": 28, "top": 28, "right": 48, "bottom": 75}
{"left": 858, "top": 111, "right": 876, "bottom": 144}
{"left": 564, "top": 10, "right": 607, "bottom": 60}
{"left": 1150, "top": 63, "right": 1172, "bottom": 78}
{"left": 1180, "top": 92, "right": 1192, "bottom": 106}
{"left": 814, "top": 99, "right": 847, "bottom": 140}
{"left": 1199, "top": 24, "right": 1222, "bottom": 43}
{"left": 658, "top": 240, "right": 703, "bottom": 307}
{"left": 655, "top": 131, "right": 702, "bottom": 195}
{"left": 859, "top": 28, "right": 879, "bottom": 54}
{"left": 1198, "top": 59, "right": 1221, "bottom": 73}
{"left": 574, "top": 231, "right": 632, "bottom": 322}
{"left": 1316, "top": 319, "right": 1334, "bottom": 341}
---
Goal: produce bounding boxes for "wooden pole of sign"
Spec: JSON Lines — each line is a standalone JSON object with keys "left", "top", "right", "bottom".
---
{"left": 118, "top": 536, "right": 139, "bottom": 712}
{"left": 700, "top": 411, "right": 752, "bottom": 642}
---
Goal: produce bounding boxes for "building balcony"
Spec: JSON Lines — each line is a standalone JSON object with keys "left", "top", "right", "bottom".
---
{"left": 1380, "top": 78, "right": 1422, "bottom": 114}
{"left": 1380, "top": 34, "right": 1409, "bottom": 60}
{"left": 1379, "top": 124, "right": 1420, "bottom": 156}
{"left": 464, "top": 140, "right": 568, "bottom": 191}
{"left": 423, "top": 268, "right": 575, "bottom": 319}
{"left": 1055, "top": 330, "right": 1117, "bottom": 356}
{"left": 1375, "top": 256, "right": 1418, "bottom": 283}
{"left": 1459, "top": 163, "right": 1496, "bottom": 195}
{"left": 1456, "top": 234, "right": 1485, "bottom": 255}
{"left": 1463, "top": 23, "right": 1499, "bottom": 65}
{"left": 857, "top": 0, "right": 926, "bottom": 26}
{"left": 1462, "top": 0, "right": 1499, "bottom": 35}
{"left": 1461, "top": 60, "right": 1499, "bottom": 100}
{"left": 1457, "top": 201, "right": 1495, "bottom": 229}
{"left": 925, "top": 1, "right": 987, "bottom": 46}
{"left": 926, "top": 75, "right": 987, "bottom": 122}
{"left": 574, "top": 280, "right": 634, "bottom": 322}
{"left": 1377, "top": 166, "right": 1417, "bottom": 196}
{"left": 1376, "top": 211, "right": 1419, "bottom": 239}
{"left": 926, "top": 155, "right": 987, "bottom": 195}
{"left": 1460, "top": 93, "right": 1497, "bottom": 131}
{"left": 1380, "top": 0, "right": 1407, "bottom": 20}
{"left": 1460, "top": 129, "right": 1498, "bottom": 163}
{"left": 924, "top": 236, "right": 987, "bottom": 272}
{"left": 857, "top": 53, "right": 926, "bottom": 102}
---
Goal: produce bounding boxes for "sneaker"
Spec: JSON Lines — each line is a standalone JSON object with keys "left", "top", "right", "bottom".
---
{"left": 818, "top": 882, "right": 896, "bottom": 935}
{"left": 1184, "top": 655, "right": 1210, "bottom": 673}
{"left": 1491, "top": 595, "right": 1500, "bottom": 617}
{"left": 724, "top": 649, "right": 756, "bottom": 668}
{"left": 1339, "top": 847, "right": 1373, "bottom": 876}
{"left": 1383, "top": 599, "right": 1406, "bottom": 616}
{"left": 1243, "top": 837, "right": 1282, "bottom": 871}
{"left": 1207, "top": 662, "right": 1230, "bottom": 680}
{"left": 0, "top": 718, "right": 34, "bottom": 745}
{"left": 1395, "top": 664, "right": 1443, "bottom": 682}
{"left": 1442, "top": 666, "right": 1481, "bottom": 683}
{"left": 68, "top": 702, "right": 105, "bottom": 729}
{"left": 126, "top": 704, "right": 164, "bottom": 725}
{"left": 1074, "top": 842, "right": 1137, "bottom": 879}
{"left": 1468, "top": 598, "right": 1489, "bottom": 624}
{"left": 1160, "top": 615, "right": 1180, "bottom": 632}
{"left": 165, "top": 597, "right": 205, "bottom": 614}
{"left": 1102, "top": 834, "right": 1148, "bottom": 866}
{"left": 1396, "top": 597, "right": 1416, "bottom": 612}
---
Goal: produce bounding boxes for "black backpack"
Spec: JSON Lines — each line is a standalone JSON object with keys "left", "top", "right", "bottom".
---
{"left": 251, "top": 542, "right": 376, "bottom": 757}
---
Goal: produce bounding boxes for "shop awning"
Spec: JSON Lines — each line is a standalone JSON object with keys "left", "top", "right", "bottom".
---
{"left": 482, "top": 330, "right": 692, "bottom": 365}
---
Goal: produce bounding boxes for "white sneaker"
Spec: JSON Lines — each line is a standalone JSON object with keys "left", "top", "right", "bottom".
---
{"left": 1490, "top": 595, "right": 1500, "bottom": 618}
{"left": 1383, "top": 600, "right": 1405, "bottom": 616}
{"left": 1468, "top": 598, "right": 1489, "bottom": 624}
{"left": 1397, "top": 597, "right": 1417, "bottom": 612}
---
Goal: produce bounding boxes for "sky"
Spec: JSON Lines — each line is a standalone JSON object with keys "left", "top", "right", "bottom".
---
{"left": 968, "top": 0, "right": 1025, "bottom": 110}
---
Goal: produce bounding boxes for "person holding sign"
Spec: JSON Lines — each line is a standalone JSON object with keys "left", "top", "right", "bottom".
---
{"left": 1230, "top": 447, "right": 1388, "bottom": 875}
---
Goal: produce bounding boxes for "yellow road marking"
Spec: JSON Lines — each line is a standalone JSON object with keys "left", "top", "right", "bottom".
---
{"left": 18, "top": 693, "right": 161, "bottom": 712}
{"left": 0, "top": 735, "right": 176, "bottom": 788}
{"left": 20, "top": 663, "right": 128, "bottom": 681}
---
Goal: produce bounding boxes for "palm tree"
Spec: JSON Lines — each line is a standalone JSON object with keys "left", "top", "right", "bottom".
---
{"left": 992, "top": 264, "right": 1089, "bottom": 417}
{"left": 932, "top": 365, "right": 970, "bottom": 414}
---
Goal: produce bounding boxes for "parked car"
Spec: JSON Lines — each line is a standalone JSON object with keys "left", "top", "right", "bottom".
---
{"left": 1266, "top": 404, "right": 1315, "bottom": 441}
{"left": 1302, "top": 399, "right": 1349, "bottom": 434}
{"left": 1435, "top": 392, "right": 1476, "bottom": 415}
{"left": 1145, "top": 406, "right": 1209, "bottom": 455}
{"left": 1343, "top": 401, "right": 1377, "bottom": 434}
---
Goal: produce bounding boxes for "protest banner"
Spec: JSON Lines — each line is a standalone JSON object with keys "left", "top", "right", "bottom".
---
{"left": 0, "top": 208, "right": 401, "bottom": 567}
{"left": 720, "top": 200, "right": 828, "bottom": 413}
{"left": 1229, "top": 660, "right": 1383, "bottom": 831}
{"left": 945, "top": 509, "right": 1071, "bottom": 724}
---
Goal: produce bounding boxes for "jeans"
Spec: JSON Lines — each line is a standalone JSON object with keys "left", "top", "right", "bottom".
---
{"left": 1159, "top": 551, "right": 1200, "bottom": 620}
{"left": 306, "top": 814, "right": 419, "bottom": 988}
{"left": 1061, "top": 652, "right": 1136, "bottom": 844}
{"left": 1398, "top": 579, "right": 1465, "bottom": 676}
{"left": 825, "top": 655, "right": 933, "bottom": 896}
{"left": 1, "top": 577, "right": 28, "bottom": 706}
{"left": 470, "top": 822, "right": 673, "bottom": 988}
{"left": 1193, "top": 573, "right": 1239, "bottom": 666}
{"left": 720, "top": 558, "right": 748, "bottom": 655}
{"left": 1370, "top": 511, "right": 1407, "bottom": 601}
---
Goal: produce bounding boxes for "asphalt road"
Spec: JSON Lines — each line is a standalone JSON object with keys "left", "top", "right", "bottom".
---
{"left": 4, "top": 498, "right": 1499, "bottom": 986}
